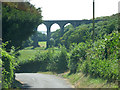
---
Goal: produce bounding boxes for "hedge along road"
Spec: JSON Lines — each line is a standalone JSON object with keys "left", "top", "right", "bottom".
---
{"left": 15, "top": 73, "right": 73, "bottom": 88}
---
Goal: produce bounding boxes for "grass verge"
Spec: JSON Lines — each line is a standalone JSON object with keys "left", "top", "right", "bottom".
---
{"left": 62, "top": 71, "right": 118, "bottom": 88}
{"left": 38, "top": 41, "right": 46, "bottom": 48}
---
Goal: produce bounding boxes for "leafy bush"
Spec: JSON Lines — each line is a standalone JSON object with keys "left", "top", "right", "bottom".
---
{"left": 68, "top": 42, "right": 88, "bottom": 73}
{"left": 1, "top": 47, "right": 16, "bottom": 88}
{"left": 16, "top": 51, "right": 49, "bottom": 72}
{"left": 56, "top": 46, "right": 68, "bottom": 72}
{"left": 0, "top": 58, "right": 2, "bottom": 87}
{"left": 2, "top": 2, "right": 42, "bottom": 51}
{"left": 67, "top": 31, "right": 119, "bottom": 82}
{"left": 83, "top": 31, "right": 119, "bottom": 81}
{"left": 17, "top": 46, "right": 68, "bottom": 73}
{"left": 46, "top": 50, "right": 59, "bottom": 72}
{"left": 45, "top": 46, "right": 68, "bottom": 73}
{"left": 51, "top": 14, "right": 118, "bottom": 49}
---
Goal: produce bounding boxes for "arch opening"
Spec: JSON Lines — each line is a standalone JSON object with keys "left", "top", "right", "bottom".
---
{"left": 64, "top": 23, "right": 74, "bottom": 32}
{"left": 64, "top": 23, "right": 74, "bottom": 27}
{"left": 37, "top": 24, "right": 47, "bottom": 35}
{"left": 34, "top": 24, "right": 47, "bottom": 48}
{"left": 50, "top": 23, "right": 60, "bottom": 32}
{"left": 50, "top": 23, "right": 61, "bottom": 48}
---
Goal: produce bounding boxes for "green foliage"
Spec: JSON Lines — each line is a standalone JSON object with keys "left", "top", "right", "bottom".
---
{"left": 38, "top": 46, "right": 68, "bottom": 73}
{"left": 51, "top": 29, "right": 61, "bottom": 46}
{"left": 68, "top": 42, "right": 88, "bottom": 73}
{"left": 36, "top": 32, "right": 47, "bottom": 41}
{"left": 22, "top": 31, "right": 47, "bottom": 48}
{"left": 80, "top": 31, "right": 119, "bottom": 81}
{"left": 50, "top": 14, "right": 119, "bottom": 82}
{"left": 2, "top": 2, "right": 42, "bottom": 51}
{"left": 16, "top": 51, "right": 49, "bottom": 72}
{"left": 1, "top": 44, "right": 17, "bottom": 88}
{"left": 55, "top": 46, "right": 68, "bottom": 72}
{"left": 46, "top": 49, "right": 59, "bottom": 72}
{"left": 17, "top": 46, "right": 68, "bottom": 73}
{"left": 2, "top": 2, "right": 43, "bottom": 88}
{"left": 16, "top": 13, "right": 119, "bottom": 85}
{"left": 22, "top": 36, "right": 33, "bottom": 48}
{"left": 66, "top": 24, "right": 91, "bottom": 44}
{"left": 51, "top": 14, "right": 118, "bottom": 49}
{"left": 49, "top": 38, "right": 55, "bottom": 47}
{"left": 38, "top": 41, "right": 46, "bottom": 49}
{"left": 67, "top": 30, "right": 119, "bottom": 82}
{"left": 51, "top": 25, "right": 74, "bottom": 47}
{"left": 0, "top": 58, "right": 2, "bottom": 85}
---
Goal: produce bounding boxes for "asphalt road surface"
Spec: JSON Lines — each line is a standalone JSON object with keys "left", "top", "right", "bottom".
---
{"left": 15, "top": 73, "right": 73, "bottom": 88}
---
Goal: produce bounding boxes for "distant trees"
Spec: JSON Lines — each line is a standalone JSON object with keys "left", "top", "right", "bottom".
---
{"left": 22, "top": 31, "right": 47, "bottom": 48}
{"left": 49, "top": 14, "right": 119, "bottom": 81}
{"left": 51, "top": 25, "right": 73, "bottom": 47}
{"left": 37, "top": 32, "right": 47, "bottom": 41}
{"left": 49, "top": 38, "right": 55, "bottom": 47}
{"left": 51, "top": 14, "right": 118, "bottom": 49}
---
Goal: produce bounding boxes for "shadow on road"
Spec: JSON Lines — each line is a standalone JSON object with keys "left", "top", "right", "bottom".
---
{"left": 21, "top": 83, "right": 32, "bottom": 88}
{"left": 11, "top": 79, "right": 32, "bottom": 89}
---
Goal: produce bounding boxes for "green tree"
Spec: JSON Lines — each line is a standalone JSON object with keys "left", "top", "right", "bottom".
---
{"left": 2, "top": 2, "right": 42, "bottom": 51}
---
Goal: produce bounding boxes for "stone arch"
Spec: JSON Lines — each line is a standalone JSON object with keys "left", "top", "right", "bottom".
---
{"left": 42, "top": 20, "right": 100, "bottom": 48}
{"left": 70, "top": 22, "right": 80, "bottom": 28}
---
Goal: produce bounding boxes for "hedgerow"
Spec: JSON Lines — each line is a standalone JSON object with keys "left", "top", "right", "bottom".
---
{"left": 1, "top": 45, "right": 17, "bottom": 88}
{"left": 68, "top": 42, "right": 88, "bottom": 73}
{"left": 17, "top": 46, "right": 68, "bottom": 73}
{"left": 0, "top": 58, "right": 2, "bottom": 88}
{"left": 85, "top": 31, "right": 119, "bottom": 81}
{"left": 68, "top": 31, "right": 119, "bottom": 82}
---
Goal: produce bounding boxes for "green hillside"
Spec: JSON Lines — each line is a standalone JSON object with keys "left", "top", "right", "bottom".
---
{"left": 51, "top": 14, "right": 118, "bottom": 49}
{"left": 49, "top": 14, "right": 119, "bottom": 86}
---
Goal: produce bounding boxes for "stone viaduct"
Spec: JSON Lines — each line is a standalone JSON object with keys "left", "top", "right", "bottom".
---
{"left": 35, "top": 20, "right": 100, "bottom": 48}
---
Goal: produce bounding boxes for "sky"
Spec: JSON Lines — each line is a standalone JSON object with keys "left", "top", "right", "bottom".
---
{"left": 30, "top": 0, "right": 120, "bottom": 32}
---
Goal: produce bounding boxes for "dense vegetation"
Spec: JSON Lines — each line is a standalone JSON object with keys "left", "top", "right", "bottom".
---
{"left": 17, "top": 13, "right": 119, "bottom": 88}
{"left": 2, "top": 2, "right": 42, "bottom": 51}
{"left": 2, "top": 43, "right": 17, "bottom": 88}
{"left": 1, "top": 2, "right": 119, "bottom": 88}
{"left": 17, "top": 47, "right": 68, "bottom": 73}
{"left": 68, "top": 31, "right": 119, "bottom": 81}
{"left": 51, "top": 14, "right": 118, "bottom": 49}
{"left": 2, "top": 2, "right": 42, "bottom": 88}
{"left": 22, "top": 31, "right": 47, "bottom": 48}
{"left": 51, "top": 14, "right": 119, "bottom": 82}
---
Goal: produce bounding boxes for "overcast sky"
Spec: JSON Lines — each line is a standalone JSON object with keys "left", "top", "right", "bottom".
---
{"left": 30, "top": 0, "right": 120, "bottom": 32}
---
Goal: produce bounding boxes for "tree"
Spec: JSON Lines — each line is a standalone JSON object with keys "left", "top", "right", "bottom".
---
{"left": 51, "top": 14, "right": 118, "bottom": 49}
{"left": 2, "top": 2, "right": 43, "bottom": 51}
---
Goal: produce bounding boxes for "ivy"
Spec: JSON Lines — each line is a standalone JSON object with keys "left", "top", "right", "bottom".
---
{"left": 1, "top": 47, "right": 16, "bottom": 88}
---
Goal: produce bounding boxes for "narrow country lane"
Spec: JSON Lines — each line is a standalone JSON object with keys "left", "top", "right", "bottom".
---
{"left": 15, "top": 73, "right": 73, "bottom": 88}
